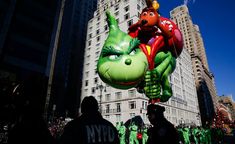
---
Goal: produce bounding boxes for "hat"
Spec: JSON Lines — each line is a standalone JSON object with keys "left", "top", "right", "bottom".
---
{"left": 147, "top": 104, "right": 165, "bottom": 115}
{"left": 81, "top": 96, "right": 99, "bottom": 113}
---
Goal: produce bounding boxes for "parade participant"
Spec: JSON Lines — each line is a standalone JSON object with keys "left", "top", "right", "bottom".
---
{"left": 60, "top": 96, "right": 119, "bottom": 144}
{"left": 182, "top": 127, "right": 191, "bottom": 144}
{"left": 129, "top": 122, "right": 139, "bottom": 144}
{"left": 142, "top": 127, "right": 148, "bottom": 144}
{"left": 192, "top": 126, "right": 200, "bottom": 144}
{"left": 146, "top": 104, "right": 179, "bottom": 144}
{"left": 118, "top": 122, "right": 126, "bottom": 144}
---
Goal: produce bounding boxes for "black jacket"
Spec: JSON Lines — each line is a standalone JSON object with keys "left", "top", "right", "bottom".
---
{"left": 60, "top": 112, "right": 119, "bottom": 144}
{"left": 147, "top": 118, "right": 179, "bottom": 144}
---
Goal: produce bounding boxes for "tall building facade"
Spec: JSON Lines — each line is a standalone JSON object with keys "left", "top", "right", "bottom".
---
{"left": 81, "top": 0, "right": 200, "bottom": 126}
{"left": 43, "top": 0, "right": 98, "bottom": 118}
{"left": 0, "top": 0, "right": 59, "bottom": 114}
{"left": 170, "top": 5, "right": 217, "bottom": 125}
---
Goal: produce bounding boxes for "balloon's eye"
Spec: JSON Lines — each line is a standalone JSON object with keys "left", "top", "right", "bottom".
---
{"left": 149, "top": 12, "right": 155, "bottom": 16}
{"left": 129, "top": 49, "right": 137, "bottom": 56}
{"left": 109, "top": 55, "right": 119, "bottom": 60}
{"left": 143, "top": 12, "right": 147, "bottom": 16}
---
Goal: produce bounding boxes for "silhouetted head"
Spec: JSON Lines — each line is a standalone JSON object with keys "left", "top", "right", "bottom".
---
{"left": 81, "top": 96, "right": 99, "bottom": 114}
{"left": 147, "top": 104, "right": 165, "bottom": 115}
{"left": 147, "top": 104, "right": 165, "bottom": 124}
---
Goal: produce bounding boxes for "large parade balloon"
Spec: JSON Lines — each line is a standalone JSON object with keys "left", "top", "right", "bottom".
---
{"left": 97, "top": 0, "right": 183, "bottom": 103}
{"left": 97, "top": 11, "right": 148, "bottom": 89}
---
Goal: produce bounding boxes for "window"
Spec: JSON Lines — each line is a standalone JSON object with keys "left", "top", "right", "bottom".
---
{"left": 104, "top": 25, "right": 108, "bottom": 31}
{"left": 129, "top": 101, "right": 136, "bottom": 109}
{"left": 94, "top": 77, "right": 98, "bottom": 84}
{"left": 124, "top": 13, "right": 130, "bottom": 20}
{"left": 115, "top": 92, "right": 122, "bottom": 100}
{"left": 128, "top": 89, "right": 136, "bottom": 97}
{"left": 105, "top": 94, "right": 111, "bottom": 101}
{"left": 116, "top": 103, "right": 121, "bottom": 112}
{"left": 137, "top": 4, "right": 140, "bottom": 10}
{"left": 127, "top": 19, "right": 133, "bottom": 27}
{"left": 86, "top": 55, "right": 90, "bottom": 61}
{"left": 89, "top": 33, "right": 92, "bottom": 38}
{"left": 106, "top": 104, "right": 110, "bottom": 113}
{"left": 97, "top": 36, "right": 100, "bottom": 42}
{"left": 124, "top": 6, "right": 129, "bottom": 12}
{"left": 115, "top": 11, "right": 119, "bottom": 16}
{"left": 89, "top": 26, "right": 92, "bottom": 31}
{"left": 92, "top": 87, "right": 95, "bottom": 94}
{"left": 88, "top": 40, "right": 91, "bottom": 46}
{"left": 85, "top": 71, "right": 89, "bottom": 78}
{"left": 172, "top": 108, "right": 176, "bottom": 115}
{"left": 145, "top": 102, "right": 147, "bottom": 109}
{"left": 95, "top": 51, "right": 100, "bottom": 58}
{"left": 96, "top": 29, "right": 100, "bottom": 34}
{"left": 94, "top": 69, "right": 98, "bottom": 75}
{"left": 85, "top": 80, "right": 88, "bottom": 86}
{"left": 114, "top": 4, "right": 119, "bottom": 11}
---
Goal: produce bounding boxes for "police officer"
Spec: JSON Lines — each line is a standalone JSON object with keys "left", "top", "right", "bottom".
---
{"left": 60, "top": 96, "right": 119, "bottom": 144}
{"left": 146, "top": 104, "right": 179, "bottom": 144}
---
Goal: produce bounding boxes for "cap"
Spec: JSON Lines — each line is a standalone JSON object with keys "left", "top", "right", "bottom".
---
{"left": 147, "top": 104, "right": 165, "bottom": 115}
{"left": 81, "top": 96, "right": 99, "bottom": 113}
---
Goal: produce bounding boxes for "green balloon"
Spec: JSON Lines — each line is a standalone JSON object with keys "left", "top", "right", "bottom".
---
{"left": 97, "top": 11, "right": 148, "bottom": 89}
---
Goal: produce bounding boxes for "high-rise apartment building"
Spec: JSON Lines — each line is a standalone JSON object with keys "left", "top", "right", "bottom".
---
{"left": 81, "top": 0, "right": 200, "bottom": 126}
{"left": 170, "top": 5, "right": 217, "bottom": 125}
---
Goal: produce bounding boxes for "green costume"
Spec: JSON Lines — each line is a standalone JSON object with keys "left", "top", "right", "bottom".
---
{"left": 205, "top": 128, "right": 212, "bottom": 144}
{"left": 142, "top": 127, "right": 148, "bottom": 144}
{"left": 119, "top": 123, "right": 126, "bottom": 144}
{"left": 192, "top": 127, "right": 200, "bottom": 144}
{"left": 129, "top": 123, "right": 139, "bottom": 144}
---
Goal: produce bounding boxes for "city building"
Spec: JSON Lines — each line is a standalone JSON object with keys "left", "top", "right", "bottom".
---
{"left": 0, "top": 0, "right": 98, "bottom": 119}
{"left": 0, "top": 0, "right": 59, "bottom": 114}
{"left": 47, "top": 0, "right": 98, "bottom": 118}
{"left": 81, "top": 0, "right": 200, "bottom": 126}
{"left": 170, "top": 5, "right": 218, "bottom": 125}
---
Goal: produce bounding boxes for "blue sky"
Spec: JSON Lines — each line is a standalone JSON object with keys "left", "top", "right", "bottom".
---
{"left": 157, "top": 0, "right": 235, "bottom": 100}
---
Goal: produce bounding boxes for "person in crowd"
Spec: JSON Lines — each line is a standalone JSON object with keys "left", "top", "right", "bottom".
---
{"left": 60, "top": 96, "right": 119, "bottom": 144}
{"left": 146, "top": 104, "right": 179, "bottom": 144}
{"left": 7, "top": 77, "right": 55, "bottom": 144}
{"left": 129, "top": 122, "right": 139, "bottom": 144}
{"left": 142, "top": 126, "right": 148, "bottom": 144}
{"left": 118, "top": 122, "right": 126, "bottom": 144}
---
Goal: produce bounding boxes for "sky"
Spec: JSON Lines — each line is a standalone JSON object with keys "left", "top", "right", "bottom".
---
{"left": 156, "top": 0, "right": 235, "bottom": 100}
